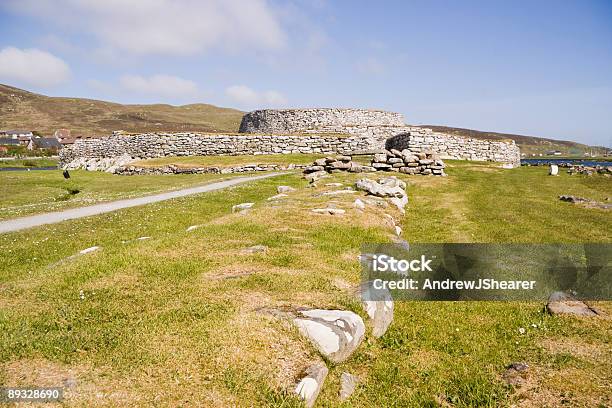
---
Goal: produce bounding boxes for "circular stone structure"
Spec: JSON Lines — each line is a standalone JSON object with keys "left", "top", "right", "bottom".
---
{"left": 239, "top": 108, "right": 405, "bottom": 134}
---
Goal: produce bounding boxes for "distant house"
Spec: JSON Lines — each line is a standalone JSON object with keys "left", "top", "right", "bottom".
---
{"left": 6, "top": 130, "right": 33, "bottom": 140}
{"left": 54, "top": 129, "right": 71, "bottom": 143}
{"left": 0, "top": 138, "right": 21, "bottom": 146}
{"left": 27, "top": 137, "right": 62, "bottom": 151}
{"left": 59, "top": 135, "right": 94, "bottom": 145}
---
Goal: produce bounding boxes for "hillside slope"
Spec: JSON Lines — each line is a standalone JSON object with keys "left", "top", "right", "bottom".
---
{"left": 420, "top": 125, "right": 607, "bottom": 156}
{"left": 0, "top": 84, "right": 244, "bottom": 136}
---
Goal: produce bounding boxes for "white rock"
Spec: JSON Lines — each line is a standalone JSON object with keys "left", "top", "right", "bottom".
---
{"left": 293, "top": 309, "right": 365, "bottom": 363}
{"left": 79, "top": 246, "right": 100, "bottom": 255}
{"left": 339, "top": 372, "right": 358, "bottom": 401}
{"left": 353, "top": 199, "right": 366, "bottom": 210}
{"left": 294, "top": 362, "right": 328, "bottom": 408}
{"left": 359, "top": 282, "right": 394, "bottom": 338}
{"left": 186, "top": 225, "right": 199, "bottom": 232}
{"left": 267, "top": 193, "right": 288, "bottom": 200}
{"left": 232, "top": 202, "right": 254, "bottom": 213}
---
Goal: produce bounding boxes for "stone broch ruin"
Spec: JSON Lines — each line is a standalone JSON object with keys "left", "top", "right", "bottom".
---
{"left": 60, "top": 108, "right": 521, "bottom": 170}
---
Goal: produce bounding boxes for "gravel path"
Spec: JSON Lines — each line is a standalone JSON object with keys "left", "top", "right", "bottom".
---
{"left": 0, "top": 172, "right": 286, "bottom": 234}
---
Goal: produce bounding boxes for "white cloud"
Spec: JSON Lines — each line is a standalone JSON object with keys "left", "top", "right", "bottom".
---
{"left": 356, "top": 57, "right": 386, "bottom": 76}
{"left": 5, "top": 0, "right": 286, "bottom": 56}
{"left": 225, "top": 85, "right": 287, "bottom": 108}
{"left": 0, "top": 47, "right": 70, "bottom": 87}
{"left": 119, "top": 74, "right": 199, "bottom": 99}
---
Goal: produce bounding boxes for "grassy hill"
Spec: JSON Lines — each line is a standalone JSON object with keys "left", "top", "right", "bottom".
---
{"left": 420, "top": 124, "right": 608, "bottom": 156}
{"left": 0, "top": 84, "right": 244, "bottom": 136}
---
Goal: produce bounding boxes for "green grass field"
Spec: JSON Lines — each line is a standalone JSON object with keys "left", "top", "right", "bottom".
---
{"left": 0, "top": 170, "right": 245, "bottom": 221}
{"left": 0, "top": 162, "right": 610, "bottom": 406}
{"left": 0, "top": 158, "right": 58, "bottom": 168}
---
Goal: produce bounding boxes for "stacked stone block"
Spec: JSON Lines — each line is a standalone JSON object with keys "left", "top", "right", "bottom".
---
{"left": 371, "top": 150, "right": 446, "bottom": 176}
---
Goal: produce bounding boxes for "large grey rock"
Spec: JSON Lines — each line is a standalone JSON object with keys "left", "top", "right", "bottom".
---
{"left": 339, "top": 372, "right": 358, "bottom": 402}
{"left": 389, "top": 195, "right": 409, "bottom": 213}
{"left": 304, "top": 165, "right": 325, "bottom": 173}
{"left": 293, "top": 309, "right": 365, "bottom": 363}
{"left": 304, "top": 170, "right": 327, "bottom": 183}
{"left": 355, "top": 178, "right": 406, "bottom": 199}
{"left": 356, "top": 177, "right": 408, "bottom": 212}
{"left": 359, "top": 281, "right": 394, "bottom": 338}
{"left": 371, "top": 162, "right": 392, "bottom": 170}
{"left": 546, "top": 291, "right": 598, "bottom": 316}
{"left": 353, "top": 198, "right": 366, "bottom": 210}
{"left": 329, "top": 161, "right": 351, "bottom": 170}
{"left": 373, "top": 153, "right": 387, "bottom": 163}
{"left": 294, "top": 362, "right": 328, "bottom": 408}
{"left": 379, "top": 176, "right": 407, "bottom": 190}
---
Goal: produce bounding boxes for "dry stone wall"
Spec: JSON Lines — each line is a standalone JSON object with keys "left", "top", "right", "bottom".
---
{"left": 59, "top": 132, "right": 369, "bottom": 166}
{"left": 239, "top": 108, "right": 404, "bottom": 133}
{"left": 385, "top": 129, "right": 521, "bottom": 166}
{"left": 239, "top": 109, "right": 521, "bottom": 166}
{"left": 60, "top": 108, "right": 522, "bottom": 169}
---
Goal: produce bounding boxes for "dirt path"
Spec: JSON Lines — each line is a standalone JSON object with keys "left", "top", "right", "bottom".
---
{"left": 0, "top": 172, "right": 286, "bottom": 234}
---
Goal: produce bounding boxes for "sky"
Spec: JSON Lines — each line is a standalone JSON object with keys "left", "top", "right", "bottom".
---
{"left": 0, "top": 0, "right": 611, "bottom": 146}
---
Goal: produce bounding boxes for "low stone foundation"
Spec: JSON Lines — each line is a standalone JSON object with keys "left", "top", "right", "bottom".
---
{"left": 114, "top": 163, "right": 307, "bottom": 175}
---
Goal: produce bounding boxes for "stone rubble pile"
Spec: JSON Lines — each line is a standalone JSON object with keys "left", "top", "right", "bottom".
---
{"left": 567, "top": 165, "right": 612, "bottom": 176}
{"left": 303, "top": 155, "right": 374, "bottom": 174}
{"left": 559, "top": 195, "right": 611, "bottom": 210}
{"left": 355, "top": 176, "right": 409, "bottom": 213}
{"left": 302, "top": 152, "right": 446, "bottom": 182}
{"left": 61, "top": 154, "right": 134, "bottom": 172}
{"left": 371, "top": 149, "right": 447, "bottom": 176}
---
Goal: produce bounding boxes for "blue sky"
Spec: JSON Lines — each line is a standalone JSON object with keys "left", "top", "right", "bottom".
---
{"left": 1, "top": 0, "right": 611, "bottom": 146}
